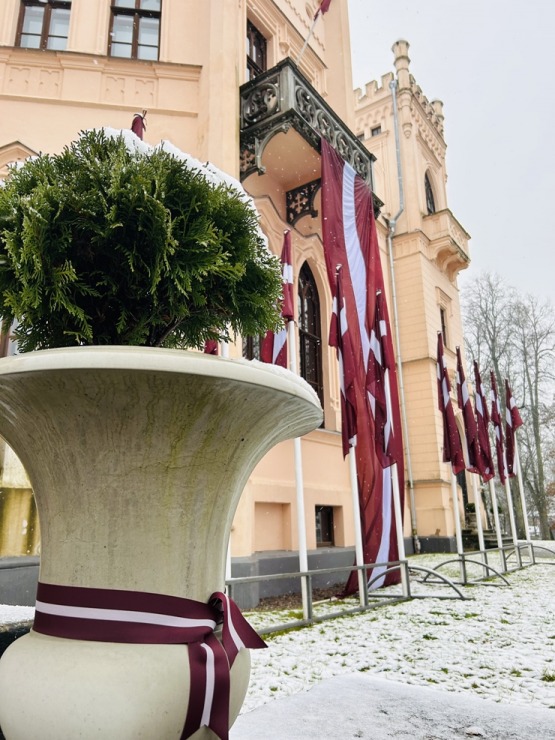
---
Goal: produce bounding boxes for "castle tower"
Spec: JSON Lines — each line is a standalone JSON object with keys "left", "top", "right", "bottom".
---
{"left": 354, "top": 40, "right": 472, "bottom": 549}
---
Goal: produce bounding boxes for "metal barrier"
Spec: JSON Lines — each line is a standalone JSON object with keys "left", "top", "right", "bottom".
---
{"left": 227, "top": 559, "right": 466, "bottom": 636}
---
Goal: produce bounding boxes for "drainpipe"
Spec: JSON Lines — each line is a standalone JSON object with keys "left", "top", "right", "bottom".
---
{"left": 387, "top": 79, "right": 420, "bottom": 554}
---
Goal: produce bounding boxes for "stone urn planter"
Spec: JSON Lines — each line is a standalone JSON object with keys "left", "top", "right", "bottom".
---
{"left": 0, "top": 346, "right": 322, "bottom": 739}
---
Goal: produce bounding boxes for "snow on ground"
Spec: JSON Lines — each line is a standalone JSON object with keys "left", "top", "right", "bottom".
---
{"left": 239, "top": 548, "right": 555, "bottom": 714}
{"left": 2, "top": 546, "right": 554, "bottom": 738}
{"left": 232, "top": 546, "right": 555, "bottom": 738}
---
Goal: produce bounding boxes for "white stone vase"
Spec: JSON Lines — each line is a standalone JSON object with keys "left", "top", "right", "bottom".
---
{"left": 0, "top": 346, "right": 322, "bottom": 739}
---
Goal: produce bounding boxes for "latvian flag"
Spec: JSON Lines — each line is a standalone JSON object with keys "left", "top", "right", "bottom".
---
{"left": 320, "top": 137, "right": 404, "bottom": 591}
{"left": 261, "top": 230, "right": 294, "bottom": 368}
{"left": 436, "top": 333, "right": 465, "bottom": 474}
{"left": 329, "top": 267, "right": 359, "bottom": 458}
{"left": 314, "top": 0, "right": 332, "bottom": 20}
{"left": 473, "top": 361, "right": 495, "bottom": 481}
{"left": 490, "top": 371, "right": 507, "bottom": 484}
{"left": 505, "top": 379, "right": 523, "bottom": 477}
{"left": 455, "top": 346, "right": 479, "bottom": 473}
{"left": 367, "top": 290, "right": 399, "bottom": 468}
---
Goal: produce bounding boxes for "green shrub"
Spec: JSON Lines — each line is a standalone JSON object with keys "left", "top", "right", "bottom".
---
{"left": 0, "top": 129, "right": 282, "bottom": 351}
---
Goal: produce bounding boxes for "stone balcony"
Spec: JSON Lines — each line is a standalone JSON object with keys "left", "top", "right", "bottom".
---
{"left": 422, "top": 209, "right": 471, "bottom": 280}
{"left": 239, "top": 58, "right": 382, "bottom": 226}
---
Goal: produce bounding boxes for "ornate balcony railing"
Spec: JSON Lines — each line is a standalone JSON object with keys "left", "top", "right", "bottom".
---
{"left": 240, "top": 58, "right": 379, "bottom": 206}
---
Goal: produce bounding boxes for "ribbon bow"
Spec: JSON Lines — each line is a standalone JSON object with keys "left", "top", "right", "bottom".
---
{"left": 33, "top": 582, "right": 266, "bottom": 739}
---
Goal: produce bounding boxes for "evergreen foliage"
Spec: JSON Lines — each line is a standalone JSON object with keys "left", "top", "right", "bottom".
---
{"left": 0, "top": 129, "right": 283, "bottom": 351}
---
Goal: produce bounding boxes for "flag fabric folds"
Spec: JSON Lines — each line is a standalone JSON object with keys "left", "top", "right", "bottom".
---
{"left": 473, "top": 361, "right": 495, "bottom": 481}
{"left": 505, "top": 379, "right": 523, "bottom": 477}
{"left": 320, "top": 137, "right": 404, "bottom": 592}
{"left": 455, "top": 347, "right": 479, "bottom": 473}
{"left": 314, "top": 0, "right": 332, "bottom": 20}
{"left": 490, "top": 371, "right": 507, "bottom": 485}
{"left": 204, "top": 340, "right": 219, "bottom": 355}
{"left": 329, "top": 267, "right": 359, "bottom": 458}
{"left": 260, "top": 231, "right": 294, "bottom": 368}
{"left": 367, "top": 290, "right": 398, "bottom": 468}
{"left": 436, "top": 334, "right": 465, "bottom": 474}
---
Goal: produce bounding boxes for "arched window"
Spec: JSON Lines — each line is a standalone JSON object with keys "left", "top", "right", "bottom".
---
{"left": 425, "top": 173, "right": 436, "bottom": 215}
{"left": 298, "top": 262, "right": 324, "bottom": 409}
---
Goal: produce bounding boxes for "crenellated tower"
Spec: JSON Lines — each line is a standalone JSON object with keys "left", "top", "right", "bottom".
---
{"left": 355, "top": 40, "right": 473, "bottom": 549}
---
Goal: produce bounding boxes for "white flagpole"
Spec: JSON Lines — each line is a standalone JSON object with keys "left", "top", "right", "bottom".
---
{"left": 503, "top": 449, "right": 522, "bottom": 567}
{"left": 488, "top": 478, "right": 506, "bottom": 571}
{"left": 348, "top": 447, "right": 367, "bottom": 606}
{"left": 221, "top": 338, "right": 233, "bottom": 584}
{"left": 514, "top": 435, "right": 534, "bottom": 563}
{"left": 470, "top": 474, "right": 488, "bottom": 576}
{"left": 287, "top": 319, "right": 311, "bottom": 619}
{"left": 450, "top": 471, "right": 466, "bottom": 582}
{"left": 391, "top": 462, "right": 409, "bottom": 597}
{"left": 294, "top": 15, "right": 319, "bottom": 67}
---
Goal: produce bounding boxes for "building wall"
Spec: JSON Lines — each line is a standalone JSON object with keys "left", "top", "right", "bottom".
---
{"left": 0, "top": 1, "right": 473, "bottom": 566}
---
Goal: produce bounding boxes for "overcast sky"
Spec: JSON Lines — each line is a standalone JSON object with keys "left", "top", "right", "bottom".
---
{"left": 347, "top": 0, "right": 554, "bottom": 304}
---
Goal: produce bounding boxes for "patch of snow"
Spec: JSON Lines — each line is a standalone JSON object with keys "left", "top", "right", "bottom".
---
{"left": 233, "top": 548, "right": 555, "bottom": 737}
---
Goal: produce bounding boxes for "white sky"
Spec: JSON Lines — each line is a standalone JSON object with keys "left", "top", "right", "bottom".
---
{"left": 347, "top": 0, "right": 554, "bottom": 304}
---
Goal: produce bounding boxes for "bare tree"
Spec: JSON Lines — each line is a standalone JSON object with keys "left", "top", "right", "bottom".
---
{"left": 511, "top": 295, "right": 555, "bottom": 537}
{"left": 462, "top": 273, "right": 555, "bottom": 538}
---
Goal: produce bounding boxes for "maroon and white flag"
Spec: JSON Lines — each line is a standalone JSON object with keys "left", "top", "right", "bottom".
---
{"left": 367, "top": 290, "right": 398, "bottom": 468}
{"left": 204, "top": 340, "right": 219, "bottom": 355}
{"left": 455, "top": 347, "right": 479, "bottom": 473}
{"left": 131, "top": 111, "right": 147, "bottom": 140}
{"left": 473, "top": 361, "right": 495, "bottom": 481}
{"left": 314, "top": 0, "right": 332, "bottom": 19}
{"left": 436, "top": 334, "right": 465, "bottom": 474}
{"left": 505, "top": 379, "right": 523, "bottom": 477}
{"left": 329, "top": 267, "right": 359, "bottom": 458}
{"left": 490, "top": 371, "right": 507, "bottom": 485}
{"left": 321, "top": 137, "right": 404, "bottom": 592}
{"left": 260, "top": 231, "right": 294, "bottom": 368}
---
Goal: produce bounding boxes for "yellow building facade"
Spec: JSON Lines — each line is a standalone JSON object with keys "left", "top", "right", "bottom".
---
{"left": 0, "top": 1, "right": 473, "bottom": 579}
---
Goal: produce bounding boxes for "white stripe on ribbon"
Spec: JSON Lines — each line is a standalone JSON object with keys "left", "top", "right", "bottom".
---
{"left": 222, "top": 594, "right": 246, "bottom": 652}
{"left": 282, "top": 263, "right": 293, "bottom": 284}
{"left": 200, "top": 642, "right": 216, "bottom": 728}
{"left": 35, "top": 600, "right": 217, "bottom": 630}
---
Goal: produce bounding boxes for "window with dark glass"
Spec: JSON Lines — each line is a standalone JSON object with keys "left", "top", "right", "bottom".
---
{"left": 16, "top": 1, "right": 71, "bottom": 51}
{"left": 246, "top": 20, "right": 267, "bottom": 80}
{"left": 298, "top": 262, "right": 323, "bottom": 409}
{"left": 440, "top": 307, "right": 448, "bottom": 347}
{"left": 425, "top": 173, "right": 436, "bottom": 215}
{"left": 109, "top": 0, "right": 161, "bottom": 61}
{"left": 242, "top": 335, "right": 263, "bottom": 361}
{"left": 315, "top": 506, "right": 334, "bottom": 547}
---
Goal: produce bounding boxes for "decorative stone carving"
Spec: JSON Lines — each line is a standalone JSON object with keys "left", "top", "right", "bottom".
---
{"left": 240, "top": 58, "right": 381, "bottom": 212}
{"left": 286, "top": 179, "right": 320, "bottom": 225}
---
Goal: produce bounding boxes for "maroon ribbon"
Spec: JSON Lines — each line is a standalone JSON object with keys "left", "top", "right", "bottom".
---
{"left": 33, "top": 582, "right": 266, "bottom": 740}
